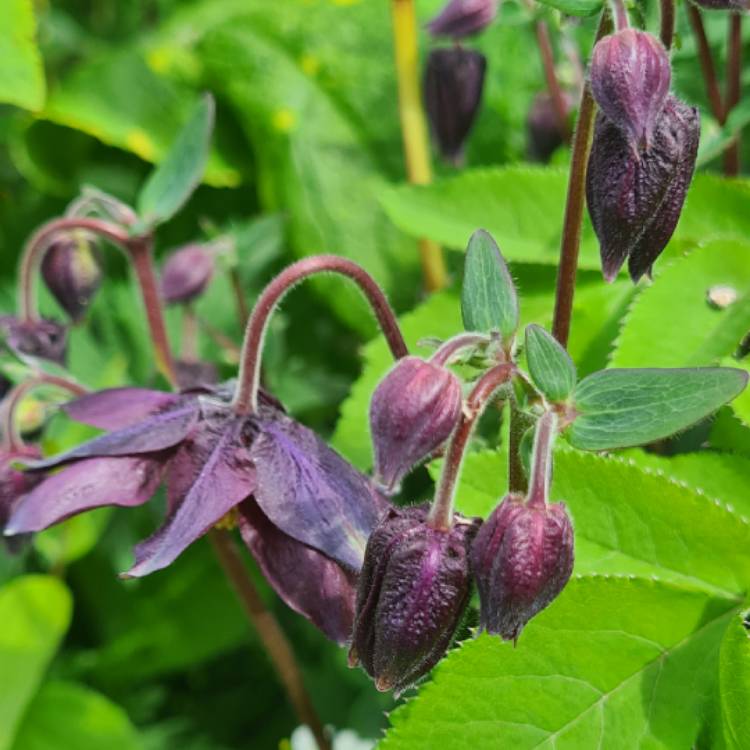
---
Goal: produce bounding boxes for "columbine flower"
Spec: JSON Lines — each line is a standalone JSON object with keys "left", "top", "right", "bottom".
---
{"left": 4, "top": 383, "right": 388, "bottom": 644}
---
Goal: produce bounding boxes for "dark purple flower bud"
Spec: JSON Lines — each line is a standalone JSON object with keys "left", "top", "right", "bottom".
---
{"left": 690, "top": 0, "right": 748, "bottom": 9}
{"left": 426, "top": 0, "right": 498, "bottom": 39}
{"left": 424, "top": 48, "right": 487, "bottom": 165}
{"left": 160, "top": 244, "right": 216, "bottom": 305}
{"left": 370, "top": 356, "right": 462, "bottom": 494}
{"left": 349, "top": 504, "right": 479, "bottom": 694}
{"left": 0, "top": 316, "right": 68, "bottom": 366}
{"left": 471, "top": 494, "right": 574, "bottom": 642}
{"left": 586, "top": 95, "right": 700, "bottom": 281}
{"left": 40, "top": 231, "right": 103, "bottom": 322}
{"left": 526, "top": 92, "right": 573, "bottom": 163}
{"left": 590, "top": 29, "right": 671, "bottom": 150}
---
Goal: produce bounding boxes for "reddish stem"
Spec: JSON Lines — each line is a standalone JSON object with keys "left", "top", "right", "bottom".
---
{"left": 429, "top": 332, "right": 489, "bottom": 366}
{"left": 527, "top": 411, "right": 558, "bottom": 508}
{"left": 659, "top": 0, "right": 675, "bottom": 49}
{"left": 724, "top": 13, "right": 742, "bottom": 176}
{"left": 535, "top": 20, "right": 571, "bottom": 142}
{"left": 688, "top": 5, "right": 725, "bottom": 124}
{"left": 232, "top": 255, "right": 407, "bottom": 415}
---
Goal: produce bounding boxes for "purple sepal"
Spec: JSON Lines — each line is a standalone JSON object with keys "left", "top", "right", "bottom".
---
{"left": 4, "top": 455, "right": 165, "bottom": 535}
{"left": 63, "top": 387, "right": 181, "bottom": 430}
{"left": 251, "top": 415, "right": 389, "bottom": 571}
{"left": 0, "top": 316, "right": 68, "bottom": 366}
{"left": 160, "top": 244, "right": 216, "bottom": 305}
{"left": 349, "top": 504, "right": 480, "bottom": 694}
{"left": 123, "top": 416, "right": 257, "bottom": 577}
{"left": 1, "top": 446, "right": 42, "bottom": 550}
{"left": 238, "top": 500, "right": 357, "bottom": 645}
{"left": 471, "top": 495, "right": 574, "bottom": 642}
{"left": 426, "top": 0, "right": 497, "bottom": 39}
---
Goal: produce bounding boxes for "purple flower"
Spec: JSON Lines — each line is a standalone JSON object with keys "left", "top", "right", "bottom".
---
{"left": 0, "top": 315, "right": 68, "bottom": 366}
{"left": 4, "top": 384, "right": 388, "bottom": 643}
{"left": 0, "top": 445, "right": 42, "bottom": 553}
{"left": 160, "top": 244, "right": 216, "bottom": 305}
{"left": 426, "top": 0, "right": 498, "bottom": 39}
{"left": 526, "top": 92, "right": 572, "bottom": 163}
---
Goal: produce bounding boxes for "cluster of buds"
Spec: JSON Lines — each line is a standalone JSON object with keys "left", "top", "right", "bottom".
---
{"left": 586, "top": 26, "right": 699, "bottom": 281}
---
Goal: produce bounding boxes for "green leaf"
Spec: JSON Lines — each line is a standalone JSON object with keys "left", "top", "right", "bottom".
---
{"left": 11, "top": 681, "right": 142, "bottom": 750}
{"left": 461, "top": 230, "right": 519, "bottom": 339}
{"left": 445, "top": 448, "right": 750, "bottom": 596}
{"left": 611, "top": 241, "right": 750, "bottom": 368}
{"left": 0, "top": 576, "right": 72, "bottom": 750}
{"left": 719, "top": 614, "right": 750, "bottom": 749}
{"left": 568, "top": 368, "right": 749, "bottom": 450}
{"left": 136, "top": 93, "right": 215, "bottom": 229}
{"left": 536, "top": 0, "right": 603, "bottom": 15}
{"left": 525, "top": 324, "right": 577, "bottom": 402}
{"left": 381, "top": 577, "right": 738, "bottom": 749}
{"left": 0, "top": 0, "right": 45, "bottom": 110}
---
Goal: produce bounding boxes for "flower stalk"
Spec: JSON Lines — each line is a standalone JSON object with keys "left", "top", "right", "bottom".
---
{"left": 724, "top": 13, "right": 742, "bottom": 176}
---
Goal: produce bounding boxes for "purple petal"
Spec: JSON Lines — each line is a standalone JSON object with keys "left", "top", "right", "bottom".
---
{"left": 28, "top": 400, "right": 199, "bottom": 470}
{"left": 4, "top": 456, "right": 165, "bottom": 534}
{"left": 238, "top": 500, "right": 357, "bottom": 645}
{"left": 251, "top": 416, "right": 390, "bottom": 571}
{"left": 63, "top": 387, "right": 181, "bottom": 429}
{"left": 123, "top": 417, "right": 257, "bottom": 577}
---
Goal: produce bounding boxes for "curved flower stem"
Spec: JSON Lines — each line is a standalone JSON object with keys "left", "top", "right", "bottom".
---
{"left": 527, "top": 410, "right": 558, "bottom": 508}
{"left": 428, "top": 363, "right": 515, "bottom": 530}
{"left": 659, "top": 0, "right": 675, "bottom": 49}
{"left": 1, "top": 375, "right": 88, "bottom": 453}
{"left": 687, "top": 4, "right": 725, "bottom": 124}
{"left": 429, "top": 332, "right": 490, "bottom": 366}
{"left": 609, "top": 0, "right": 629, "bottom": 31}
{"left": 551, "top": 10, "right": 611, "bottom": 348}
{"left": 208, "top": 530, "right": 331, "bottom": 750}
{"left": 535, "top": 19, "right": 571, "bottom": 142}
{"left": 390, "top": 0, "right": 448, "bottom": 292}
{"left": 232, "top": 255, "right": 408, "bottom": 415}
{"left": 17, "top": 217, "right": 177, "bottom": 388}
{"left": 724, "top": 13, "right": 742, "bottom": 176}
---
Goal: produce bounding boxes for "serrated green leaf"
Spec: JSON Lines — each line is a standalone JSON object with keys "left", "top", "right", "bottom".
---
{"left": 0, "top": 576, "right": 72, "bottom": 750}
{"left": 569, "top": 368, "right": 749, "bottom": 450}
{"left": 11, "top": 681, "right": 142, "bottom": 750}
{"left": 461, "top": 230, "right": 518, "bottom": 339}
{"left": 536, "top": 0, "right": 603, "bottom": 15}
{"left": 136, "top": 94, "right": 215, "bottom": 229}
{"left": 719, "top": 614, "right": 750, "bottom": 749}
{"left": 444, "top": 448, "right": 750, "bottom": 595}
{"left": 611, "top": 241, "right": 750, "bottom": 368}
{"left": 525, "top": 324, "right": 577, "bottom": 401}
{"left": 0, "top": 0, "right": 45, "bottom": 111}
{"left": 381, "top": 577, "right": 738, "bottom": 750}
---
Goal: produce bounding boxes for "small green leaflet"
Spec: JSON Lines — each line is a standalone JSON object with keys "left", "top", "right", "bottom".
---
{"left": 0, "top": 0, "right": 45, "bottom": 110}
{"left": 719, "top": 614, "right": 750, "bottom": 749}
{"left": 461, "top": 230, "right": 519, "bottom": 341}
{"left": 568, "top": 367, "right": 749, "bottom": 450}
{"left": 525, "top": 324, "right": 577, "bottom": 402}
{"left": 136, "top": 93, "right": 215, "bottom": 230}
{"left": 535, "top": 0, "right": 603, "bottom": 16}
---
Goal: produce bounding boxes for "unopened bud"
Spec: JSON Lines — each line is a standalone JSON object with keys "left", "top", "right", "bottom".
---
{"left": 586, "top": 95, "right": 699, "bottom": 281}
{"left": 426, "top": 0, "right": 498, "bottom": 39}
{"left": 349, "top": 504, "right": 479, "bottom": 694}
{"left": 370, "top": 356, "right": 462, "bottom": 494}
{"left": 160, "top": 244, "right": 216, "bottom": 305}
{"left": 526, "top": 92, "right": 572, "bottom": 163}
{"left": 471, "top": 494, "right": 574, "bottom": 641}
{"left": 590, "top": 29, "right": 671, "bottom": 150}
{"left": 0, "top": 316, "right": 68, "bottom": 366}
{"left": 40, "top": 231, "right": 103, "bottom": 322}
{"left": 424, "top": 48, "right": 487, "bottom": 165}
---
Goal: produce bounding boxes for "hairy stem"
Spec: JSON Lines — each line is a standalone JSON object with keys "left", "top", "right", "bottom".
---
{"left": 610, "top": 0, "right": 629, "bottom": 31}
{"left": 181, "top": 305, "right": 200, "bottom": 361}
{"left": 428, "top": 364, "right": 515, "bottom": 530}
{"left": 724, "top": 13, "right": 742, "bottom": 176}
{"left": 687, "top": 4, "right": 725, "bottom": 123}
{"left": 208, "top": 530, "right": 331, "bottom": 750}
{"left": 232, "top": 255, "right": 408, "bottom": 415}
{"left": 659, "top": 0, "right": 675, "bottom": 49}
{"left": 391, "top": 0, "right": 448, "bottom": 292}
{"left": 527, "top": 411, "right": 558, "bottom": 508}
{"left": 535, "top": 20, "right": 571, "bottom": 142}
{"left": 429, "top": 332, "right": 489, "bottom": 366}
{"left": 551, "top": 11, "right": 611, "bottom": 348}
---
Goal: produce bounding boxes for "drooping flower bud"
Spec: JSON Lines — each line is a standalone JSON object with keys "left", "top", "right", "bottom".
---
{"left": 369, "top": 356, "right": 462, "bottom": 494}
{"left": 0, "top": 316, "right": 68, "bottom": 366}
{"left": 40, "top": 231, "right": 103, "bottom": 322}
{"left": 424, "top": 48, "right": 487, "bottom": 165}
{"left": 526, "top": 92, "right": 572, "bottom": 163}
{"left": 590, "top": 29, "right": 671, "bottom": 150}
{"left": 349, "top": 504, "right": 480, "bottom": 694}
{"left": 471, "top": 494, "right": 574, "bottom": 641}
{"left": 160, "top": 244, "right": 216, "bottom": 305}
{"left": 426, "top": 0, "right": 498, "bottom": 39}
{"left": 586, "top": 95, "right": 700, "bottom": 281}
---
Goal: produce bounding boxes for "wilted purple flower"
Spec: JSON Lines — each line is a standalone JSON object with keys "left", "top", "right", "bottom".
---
{"left": 0, "top": 316, "right": 68, "bottom": 366}
{"left": 426, "top": 0, "right": 498, "bottom": 39}
{"left": 424, "top": 48, "right": 487, "bottom": 165}
{"left": 160, "top": 244, "right": 216, "bottom": 305}
{"left": 40, "top": 231, "right": 103, "bottom": 322}
{"left": 526, "top": 92, "right": 572, "bottom": 163}
{"left": 590, "top": 29, "right": 671, "bottom": 150}
{"left": 586, "top": 95, "right": 700, "bottom": 281}
{"left": 4, "top": 383, "right": 387, "bottom": 644}
{"left": 370, "top": 356, "right": 462, "bottom": 494}
{"left": 349, "top": 504, "right": 480, "bottom": 694}
{"left": 471, "top": 494, "right": 573, "bottom": 641}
